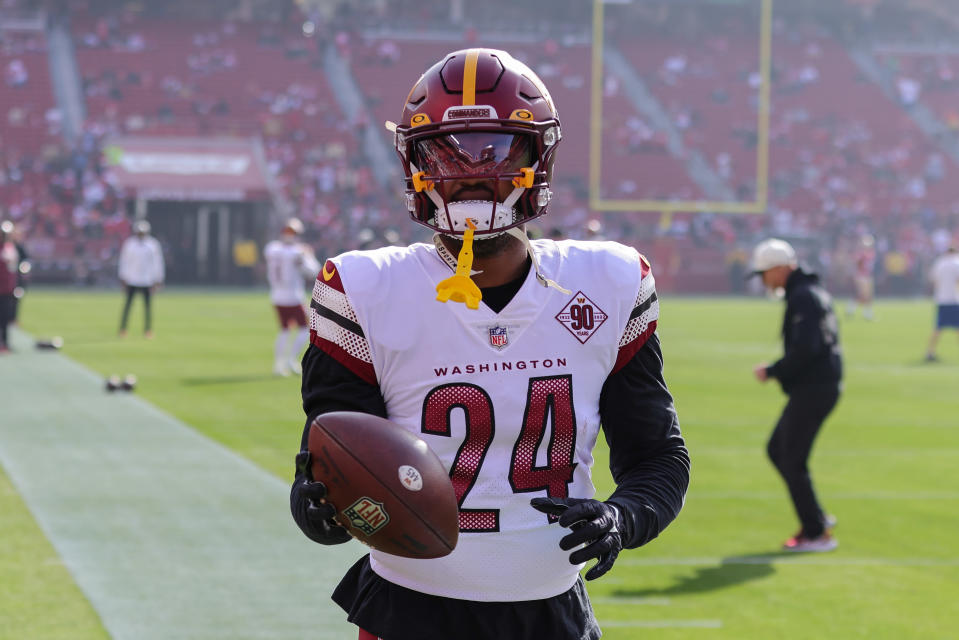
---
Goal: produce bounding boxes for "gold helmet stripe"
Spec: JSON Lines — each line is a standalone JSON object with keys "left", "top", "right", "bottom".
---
{"left": 462, "top": 49, "right": 479, "bottom": 106}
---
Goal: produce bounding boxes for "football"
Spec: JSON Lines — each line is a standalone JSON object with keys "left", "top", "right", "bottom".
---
{"left": 308, "top": 411, "right": 459, "bottom": 559}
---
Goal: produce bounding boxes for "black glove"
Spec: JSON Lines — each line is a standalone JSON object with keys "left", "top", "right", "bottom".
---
{"left": 294, "top": 451, "right": 352, "bottom": 545}
{"left": 530, "top": 496, "right": 625, "bottom": 580}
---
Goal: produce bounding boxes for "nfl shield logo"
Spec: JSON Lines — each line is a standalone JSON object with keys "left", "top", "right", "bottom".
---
{"left": 488, "top": 325, "right": 509, "bottom": 349}
{"left": 344, "top": 497, "right": 390, "bottom": 536}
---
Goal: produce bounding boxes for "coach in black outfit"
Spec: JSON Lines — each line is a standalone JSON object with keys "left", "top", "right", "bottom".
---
{"left": 751, "top": 238, "right": 842, "bottom": 553}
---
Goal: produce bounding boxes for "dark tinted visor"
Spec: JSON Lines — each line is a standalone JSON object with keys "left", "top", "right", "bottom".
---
{"left": 414, "top": 132, "right": 532, "bottom": 177}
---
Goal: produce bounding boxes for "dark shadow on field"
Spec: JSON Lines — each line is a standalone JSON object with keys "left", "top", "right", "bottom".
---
{"left": 181, "top": 374, "right": 278, "bottom": 386}
{"left": 612, "top": 552, "right": 791, "bottom": 597}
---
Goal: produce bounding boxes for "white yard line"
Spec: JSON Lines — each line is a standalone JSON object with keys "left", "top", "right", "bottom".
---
{"left": 693, "top": 447, "right": 959, "bottom": 456}
{"left": 591, "top": 596, "right": 672, "bottom": 606}
{"left": 600, "top": 619, "right": 723, "bottom": 629}
{"left": 690, "top": 490, "right": 959, "bottom": 500}
{"left": 0, "top": 329, "right": 364, "bottom": 640}
{"left": 619, "top": 556, "right": 959, "bottom": 567}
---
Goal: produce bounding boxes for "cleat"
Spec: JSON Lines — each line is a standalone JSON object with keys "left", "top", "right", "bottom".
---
{"left": 35, "top": 336, "right": 64, "bottom": 350}
{"left": 288, "top": 360, "right": 302, "bottom": 376}
{"left": 783, "top": 532, "right": 838, "bottom": 553}
{"left": 825, "top": 514, "right": 837, "bottom": 530}
{"left": 273, "top": 361, "right": 291, "bottom": 377}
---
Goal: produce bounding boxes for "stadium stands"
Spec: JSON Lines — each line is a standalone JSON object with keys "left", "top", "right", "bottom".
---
{"left": 0, "top": 28, "right": 57, "bottom": 155}
{"left": 1, "top": 0, "right": 957, "bottom": 291}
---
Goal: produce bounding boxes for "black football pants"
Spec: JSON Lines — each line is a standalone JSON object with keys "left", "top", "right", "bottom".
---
{"left": 119, "top": 286, "right": 152, "bottom": 333}
{"left": 767, "top": 384, "right": 840, "bottom": 538}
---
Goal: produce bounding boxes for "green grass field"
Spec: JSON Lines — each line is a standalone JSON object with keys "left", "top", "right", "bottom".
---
{"left": 5, "top": 289, "right": 958, "bottom": 639}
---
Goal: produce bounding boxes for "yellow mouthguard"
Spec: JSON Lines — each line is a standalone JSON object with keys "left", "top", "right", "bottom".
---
{"left": 435, "top": 219, "right": 482, "bottom": 310}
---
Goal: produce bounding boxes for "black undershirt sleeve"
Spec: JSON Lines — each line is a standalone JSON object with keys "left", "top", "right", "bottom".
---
{"left": 600, "top": 333, "right": 690, "bottom": 549}
{"left": 291, "top": 345, "right": 388, "bottom": 543}
{"left": 298, "top": 345, "right": 388, "bottom": 451}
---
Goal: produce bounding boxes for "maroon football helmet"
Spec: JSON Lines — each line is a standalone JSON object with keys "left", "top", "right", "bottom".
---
{"left": 391, "top": 48, "right": 562, "bottom": 237}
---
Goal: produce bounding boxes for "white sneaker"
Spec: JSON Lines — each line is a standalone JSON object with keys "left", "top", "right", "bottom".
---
{"left": 273, "top": 361, "right": 290, "bottom": 377}
{"left": 288, "top": 360, "right": 302, "bottom": 375}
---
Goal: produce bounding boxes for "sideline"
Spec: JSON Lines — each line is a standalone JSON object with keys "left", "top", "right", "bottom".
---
{"left": 0, "top": 328, "right": 363, "bottom": 639}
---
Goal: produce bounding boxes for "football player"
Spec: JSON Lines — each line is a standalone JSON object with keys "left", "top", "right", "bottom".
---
{"left": 263, "top": 218, "right": 320, "bottom": 376}
{"left": 847, "top": 234, "right": 876, "bottom": 320}
{"left": 290, "top": 49, "right": 689, "bottom": 640}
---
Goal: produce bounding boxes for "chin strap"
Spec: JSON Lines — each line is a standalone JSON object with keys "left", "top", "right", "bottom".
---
{"left": 505, "top": 227, "right": 570, "bottom": 295}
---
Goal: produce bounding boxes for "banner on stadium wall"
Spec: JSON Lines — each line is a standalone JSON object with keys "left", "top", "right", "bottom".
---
{"left": 102, "top": 136, "right": 270, "bottom": 202}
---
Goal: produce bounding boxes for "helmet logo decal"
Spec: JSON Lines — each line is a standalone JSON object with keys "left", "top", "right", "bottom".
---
{"left": 462, "top": 49, "right": 480, "bottom": 105}
{"left": 443, "top": 105, "right": 497, "bottom": 121}
{"left": 410, "top": 113, "right": 431, "bottom": 127}
{"left": 510, "top": 109, "right": 533, "bottom": 121}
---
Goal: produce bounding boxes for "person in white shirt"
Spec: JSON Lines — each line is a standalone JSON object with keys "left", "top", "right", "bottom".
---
{"left": 263, "top": 218, "right": 319, "bottom": 376}
{"left": 926, "top": 245, "right": 959, "bottom": 362}
{"left": 118, "top": 220, "right": 165, "bottom": 338}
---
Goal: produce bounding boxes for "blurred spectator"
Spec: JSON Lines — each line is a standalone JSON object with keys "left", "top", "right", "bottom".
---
{"left": 232, "top": 236, "right": 257, "bottom": 285}
{"left": 725, "top": 245, "right": 748, "bottom": 293}
{"left": 117, "top": 220, "right": 164, "bottom": 338}
{"left": 882, "top": 247, "right": 910, "bottom": 294}
{"left": 10, "top": 221, "right": 28, "bottom": 324}
{"left": 4, "top": 58, "right": 28, "bottom": 87}
{"left": 896, "top": 76, "right": 920, "bottom": 106}
{"left": 0, "top": 220, "right": 18, "bottom": 353}
{"left": 925, "top": 245, "right": 959, "bottom": 362}
{"left": 847, "top": 234, "right": 877, "bottom": 320}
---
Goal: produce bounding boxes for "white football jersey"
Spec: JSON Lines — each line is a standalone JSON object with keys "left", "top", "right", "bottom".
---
{"left": 309, "top": 239, "right": 659, "bottom": 601}
{"left": 930, "top": 253, "right": 959, "bottom": 304}
{"left": 264, "top": 240, "right": 320, "bottom": 306}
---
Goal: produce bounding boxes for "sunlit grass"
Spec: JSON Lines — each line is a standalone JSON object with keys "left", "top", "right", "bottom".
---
{"left": 5, "top": 290, "right": 957, "bottom": 639}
